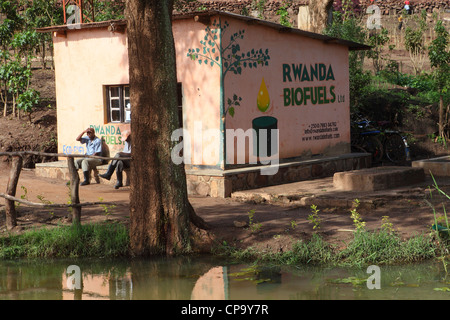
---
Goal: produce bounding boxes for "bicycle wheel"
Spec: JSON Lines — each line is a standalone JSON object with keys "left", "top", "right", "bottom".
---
{"left": 385, "top": 133, "right": 407, "bottom": 164}
{"left": 361, "top": 135, "right": 384, "bottom": 163}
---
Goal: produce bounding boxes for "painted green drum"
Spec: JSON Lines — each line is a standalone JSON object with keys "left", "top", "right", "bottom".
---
{"left": 252, "top": 116, "right": 278, "bottom": 157}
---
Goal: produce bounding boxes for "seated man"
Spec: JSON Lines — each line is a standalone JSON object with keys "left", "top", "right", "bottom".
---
{"left": 75, "top": 127, "right": 103, "bottom": 186}
{"left": 99, "top": 130, "right": 131, "bottom": 189}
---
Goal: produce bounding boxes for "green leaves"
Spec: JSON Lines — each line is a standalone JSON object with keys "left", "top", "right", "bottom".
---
{"left": 17, "top": 88, "right": 40, "bottom": 114}
{"left": 428, "top": 20, "right": 450, "bottom": 91}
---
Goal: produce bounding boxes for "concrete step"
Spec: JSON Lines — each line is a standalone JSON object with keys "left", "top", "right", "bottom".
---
{"left": 412, "top": 156, "right": 450, "bottom": 177}
{"left": 333, "top": 166, "right": 425, "bottom": 191}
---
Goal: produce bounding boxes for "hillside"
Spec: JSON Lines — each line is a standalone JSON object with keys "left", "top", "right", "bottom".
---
{"left": 0, "top": 68, "right": 58, "bottom": 168}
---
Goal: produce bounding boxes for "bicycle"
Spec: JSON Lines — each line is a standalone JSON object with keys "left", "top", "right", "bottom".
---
{"left": 351, "top": 118, "right": 410, "bottom": 164}
{"left": 351, "top": 119, "right": 384, "bottom": 163}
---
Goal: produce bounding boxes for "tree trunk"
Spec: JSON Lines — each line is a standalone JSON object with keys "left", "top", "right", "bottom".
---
{"left": 67, "top": 156, "right": 81, "bottom": 224}
{"left": 126, "top": 0, "right": 210, "bottom": 256}
{"left": 439, "top": 94, "right": 444, "bottom": 138}
{"left": 308, "top": 0, "right": 333, "bottom": 33}
{"left": 5, "top": 156, "right": 23, "bottom": 230}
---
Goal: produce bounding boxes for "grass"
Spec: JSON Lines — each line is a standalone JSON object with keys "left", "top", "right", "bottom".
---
{"left": 216, "top": 233, "right": 337, "bottom": 265}
{"left": 215, "top": 231, "right": 437, "bottom": 268}
{"left": 0, "top": 219, "right": 441, "bottom": 266}
{"left": 0, "top": 221, "right": 129, "bottom": 259}
{"left": 338, "top": 230, "right": 435, "bottom": 267}
{"left": 0, "top": 213, "right": 441, "bottom": 266}
{"left": 214, "top": 198, "right": 439, "bottom": 267}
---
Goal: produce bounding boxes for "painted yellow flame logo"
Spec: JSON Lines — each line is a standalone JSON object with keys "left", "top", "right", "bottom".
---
{"left": 257, "top": 77, "right": 270, "bottom": 112}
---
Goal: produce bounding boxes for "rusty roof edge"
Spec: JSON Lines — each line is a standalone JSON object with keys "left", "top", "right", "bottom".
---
{"left": 36, "top": 19, "right": 127, "bottom": 33}
{"left": 181, "top": 10, "right": 370, "bottom": 51}
{"left": 36, "top": 10, "right": 370, "bottom": 51}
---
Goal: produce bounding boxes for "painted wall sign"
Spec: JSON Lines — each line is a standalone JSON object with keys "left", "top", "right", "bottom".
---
{"left": 282, "top": 63, "right": 336, "bottom": 107}
{"left": 90, "top": 124, "right": 125, "bottom": 145}
{"left": 221, "top": 17, "right": 351, "bottom": 161}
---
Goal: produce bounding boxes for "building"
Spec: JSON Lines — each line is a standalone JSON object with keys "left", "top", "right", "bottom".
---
{"left": 36, "top": 10, "right": 370, "bottom": 197}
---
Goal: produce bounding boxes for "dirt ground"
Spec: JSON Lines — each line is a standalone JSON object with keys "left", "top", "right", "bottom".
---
{"left": 1, "top": 159, "right": 449, "bottom": 253}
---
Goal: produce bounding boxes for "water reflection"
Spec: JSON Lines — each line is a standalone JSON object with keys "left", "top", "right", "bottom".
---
{"left": 1, "top": 257, "right": 449, "bottom": 300}
{"left": 191, "top": 266, "right": 227, "bottom": 300}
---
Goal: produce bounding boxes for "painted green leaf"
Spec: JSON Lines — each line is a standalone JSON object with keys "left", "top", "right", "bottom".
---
{"left": 229, "top": 107, "right": 235, "bottom": 117}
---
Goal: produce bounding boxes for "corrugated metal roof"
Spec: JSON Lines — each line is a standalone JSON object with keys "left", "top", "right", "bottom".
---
{"left": 37, "top": 10, "right": 370, "bottom": 51}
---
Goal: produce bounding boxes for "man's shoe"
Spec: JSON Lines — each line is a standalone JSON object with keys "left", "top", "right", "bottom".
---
{"left": 99, "top": 164, "right": 116, "bottom": 181}
{"left": 80, "top": 171, "right": 90, "bottom": 186}
{"left": 114, "top": 171, "right": 123, "bottom": 189}
{"left": 99, "top": 173, "right": 112, "bottom": 180}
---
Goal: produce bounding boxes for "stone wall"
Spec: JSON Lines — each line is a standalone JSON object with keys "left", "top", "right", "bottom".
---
{"left": 175, "top": 0, "right": 304, "bottom": 27}
{"left": 176, "top": 0, "right": 449, "bottom": 29}
{"left": 359, "top": 0, "right": 449, "bottom": 15}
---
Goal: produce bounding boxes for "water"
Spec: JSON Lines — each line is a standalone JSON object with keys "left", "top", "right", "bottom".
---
{"left": 0, "top": 256, "right": 449, "bottom": 300}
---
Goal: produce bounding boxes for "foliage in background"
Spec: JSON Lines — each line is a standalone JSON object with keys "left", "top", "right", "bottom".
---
{"left": 366, "top": 28, "right": 390, "bottom": 73}
{"left": 333, "top": 0, "right": 362, "bottom": 17}
{"left": 404, "top": 10, "right": 428, "bottom": 75}
{"left": 94, "top": 0, "right": 125, "bottom": 21}
{"left": 276, "top": 0, "right": 292, "bottom": 27}
{"left": 324, "top": 11, "right": 371, "bottom": 112}
{"left": 324, "top": 4, "right": 449, "bottom": 140}
{"left": 0, "top": 0, "right": 124, "bottom": 119}
{"left": 428, "top": 20, "right": 450, "bottom": 138}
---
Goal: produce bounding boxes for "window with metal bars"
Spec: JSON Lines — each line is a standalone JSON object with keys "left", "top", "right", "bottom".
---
{"left": 105, "top": 83, "right": 182, "bottom": 125}
{"left": 106, "top": 85, "right": 130, "bottom": 123}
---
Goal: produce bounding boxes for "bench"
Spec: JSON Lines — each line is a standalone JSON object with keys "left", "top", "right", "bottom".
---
{"left": 35, "top": 161, "right": 130, "bottom": 186}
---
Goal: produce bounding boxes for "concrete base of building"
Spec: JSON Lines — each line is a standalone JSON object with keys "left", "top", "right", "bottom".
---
{"left": 35, "top": 152, "right": 372, "bottom": 197}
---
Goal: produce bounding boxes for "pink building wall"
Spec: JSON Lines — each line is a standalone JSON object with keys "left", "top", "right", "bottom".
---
{"left": 218, "top": 17, "right": 350, "bottom": 165}
{"left": 53, "top": 27, "right": 130, "bottom": 157}
{"left": 50, "top": 13, "right": 351, "bottom": 170}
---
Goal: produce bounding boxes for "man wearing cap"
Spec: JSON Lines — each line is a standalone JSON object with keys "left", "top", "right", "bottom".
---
{"left": 99, "top": 130, "right": 131, "bottom": 189}
{"left": 404, "top": 0, "right": 411, "bottom": 14}
{"left": 75, "top": 127, "right": 103, "bottom": 186}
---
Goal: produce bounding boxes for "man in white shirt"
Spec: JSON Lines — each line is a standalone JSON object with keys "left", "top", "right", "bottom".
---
{"left": 75, "top": 128, "right": 103, "bottom": 186}
{"left": 99, "top": 130, "right": 131, "bottom": 189}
